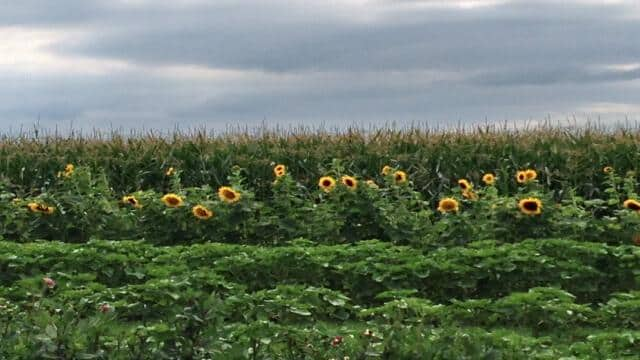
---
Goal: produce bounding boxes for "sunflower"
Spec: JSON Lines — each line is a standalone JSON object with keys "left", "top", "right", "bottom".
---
{"left": 482, "top": 173, "right": 496, "bottom": 186}
{"left": 516, "top": 171, "right": 527, "bottom": 184}
{"left": 274, "top": 164, "right": 286, "bottom": 177}
{"left": 218, "top": 186, "right": 241, "bottom": 204}
{"left": 366, "top": 180, "right": 379, "bottom": 189}
{"left": 462, "top": 190, "right": 478, "bottom": 201}
{"left": 623, "top": 199, "right": 640, "bottom": 212}
{"left": 28, "top": 203, "right": 55, "bottom": 214}
{"left": 394, "top": 171, "right": 408, "bottom": 184}
{"left": 381, "top": 165, "right": 392, "bottom": 176}
{"left": 122, "top": 195, "right": 141, "bottom": 208}
{"left": 518, "top": 197, "right": 542, "bottom": 215}
{"left": 165, "top": 167, "right": 175, "bottom": 176}
{"left": 57, "top": 163, "right": 75, "bottom": 178}
{"left": 457, "top": 179, "right": 472, "bottom": 191}
{"left": 161, "top": 193, "right": 184, "bottom": 207}
{"left": 341, "top": 175, "right": 358, "bottom": 190}
{"left": 437, "top": 198, "right": 459, "bottom": 213}
{"left": 603, "top": 166, "right": 614, "bottom": 174}
{"left": 318, "top": 176, "right": 337, "bottom": 193}
{"left": 27, "top": 202, "right": 40, "bottom": 213}
{"left": 192, "top": 204, "right": 214, "bottom": 220}
{"left": 525, "top": 169, "right": 537, "bottom": 181}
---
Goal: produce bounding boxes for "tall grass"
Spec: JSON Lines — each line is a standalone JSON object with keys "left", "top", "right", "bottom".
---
{"left": 1, "top": 123, "right": 639, "bottom": 200}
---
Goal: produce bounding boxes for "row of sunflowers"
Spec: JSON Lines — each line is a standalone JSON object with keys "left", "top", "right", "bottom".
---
{"left": 1, "top": 162, "right": 639, "bottom": 246}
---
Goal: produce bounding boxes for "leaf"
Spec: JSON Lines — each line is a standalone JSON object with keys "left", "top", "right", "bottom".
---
{"left": 45, "top": 324, "right": 57, "bottom": 339}
{"left": 76, "top": 354, "right": 99, "bottom": 359}
{"left": 323, "top": 294, "right": 348, "bottom": 307}
{"left": 288, "top": 307, "right": 312, "bottom": 316}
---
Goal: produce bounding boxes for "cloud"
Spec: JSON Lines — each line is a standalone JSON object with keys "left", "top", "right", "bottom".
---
{"left": 0, "top": 0, "right": 639, "bottom": 132}
{"left": 0, "top": 1, "right": 109, "bottom": 26}
{"left": 472, "top": 64, "right": 640, "bottom": 86}
{"left": 0, "top": 27, "right": 131, "bottom": 75}
{"left": 40, "top": 0, "right": 637, "bottom": 77}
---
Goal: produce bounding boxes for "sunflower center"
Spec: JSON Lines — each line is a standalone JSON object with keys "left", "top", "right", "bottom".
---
{"left": 167, "top": 197, "right": 180, "bottom": 205}
{"left": 443, "top": 202, "right": 455, "bottom": 210}
{"left": 128, "top": 198, "right": 137, "bottom": 204}
{"left": 322, "top": 180, "right": 332, "bottom": 187}
{"left": 523, "top": 201, "right": 538, "bottom": 211}
{"left": 223, "top": 190, "right": 236, "bottom": 199}
{"left": 346, "top": 179, "right": 354, "bottom": 187}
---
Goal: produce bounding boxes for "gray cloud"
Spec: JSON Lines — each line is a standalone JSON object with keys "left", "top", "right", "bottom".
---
{"left": 472, "top": 65, "right": 640, "bottom": 86}
{"left": 52, "top": 2, "right": 640, "bottom": 74}
{"left": 0, "top": 0, "right": 639, "bottom": 132}
{"left": 0, "top": 1, "right": 109, "bottom": 26}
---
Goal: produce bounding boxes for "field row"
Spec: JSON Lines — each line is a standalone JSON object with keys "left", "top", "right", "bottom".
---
{"left": 2, "top": 165, "right": 639, "bottom": 245}
{"left": 2, "top": 129, "right": 640, "bottom": 200}
{"left": 2, "top": 238, "right": 638, "bottom": 304}
{"left": 1, "top": 237, "right": 639, "bottom": 358}
{"left": 2, "top": 315, "right": 638, "bottom": 359}
{"left": 3, "top": 271, "right": 639, "bottom": 329}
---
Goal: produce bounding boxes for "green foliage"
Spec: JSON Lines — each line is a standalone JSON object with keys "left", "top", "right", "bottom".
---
{"left": 1, "top": 129, "right": 640, "bottom": 358}
{"left": 2, "top": 127, "right": 640, "bottom": 202}
{"left": 1, "top": 162, "right": 639, "bottom": 246}
{"left": 0, "top": 238, "right": 638, "bottom": 306}
{"left": 2, "top": 284, "right": 640, "bottom": 358}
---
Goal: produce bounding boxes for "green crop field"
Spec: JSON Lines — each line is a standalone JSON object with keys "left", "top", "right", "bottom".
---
{"left": 1, "top": 127, "right": 640, "bottom": 359}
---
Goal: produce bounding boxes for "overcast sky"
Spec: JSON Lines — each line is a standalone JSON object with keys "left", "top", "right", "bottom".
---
{"left": 1, "top": 0, "right": 639, "bottom": 133}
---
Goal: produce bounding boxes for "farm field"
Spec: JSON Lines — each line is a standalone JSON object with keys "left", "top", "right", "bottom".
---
{"left": 1, "top": 128, "right": 640, "bottom": 359}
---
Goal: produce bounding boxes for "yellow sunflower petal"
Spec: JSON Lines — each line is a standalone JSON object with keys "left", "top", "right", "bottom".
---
{"left": 218, "top": 186, "right": 241, "bottom": 204}
{"left": 482, "top": 173, "right": 496, "bottom": 185}
{"left": 161, "top": 193, "right": 184, "bottom": 207}
{"left": 518, "top": 197, "right": 542, "bottom": 215}
{"left": 394, "top": 171, "right": 408, "bottom": 184}
{"left": 341, "top": 176, "right": 358, "bottom": 190}
{"left": 318, "top": 176, "right": 336, "bottom": 193}
{"left": 437, "top": 198, "right": 459, "bottom": 213}
{"left": 192, "top": 204, "right": 214, "bottom": 219}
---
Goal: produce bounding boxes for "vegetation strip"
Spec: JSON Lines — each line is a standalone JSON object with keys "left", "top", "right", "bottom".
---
{"left": 1, "top": 129, "right": 640, "bottom": 358}
{"left": 2, "top": 129, "right": 640, "bottom": 202}
{"left": 2, "top": 239, "right": 638, "bottom": 304}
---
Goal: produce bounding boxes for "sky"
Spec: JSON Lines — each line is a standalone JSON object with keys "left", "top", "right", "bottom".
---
{"left": 1, "top": 0, "right": 640, "bottom": 134}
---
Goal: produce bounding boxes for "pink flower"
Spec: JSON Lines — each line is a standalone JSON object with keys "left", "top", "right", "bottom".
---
{"left": 42, "top": 277, "right": 56, "bottom": 289}
{"left": 99, "top": 303, "right": 112, "bottom": 313}
{"left": 331, "top": 335, "right": 343, "bottom": 347}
